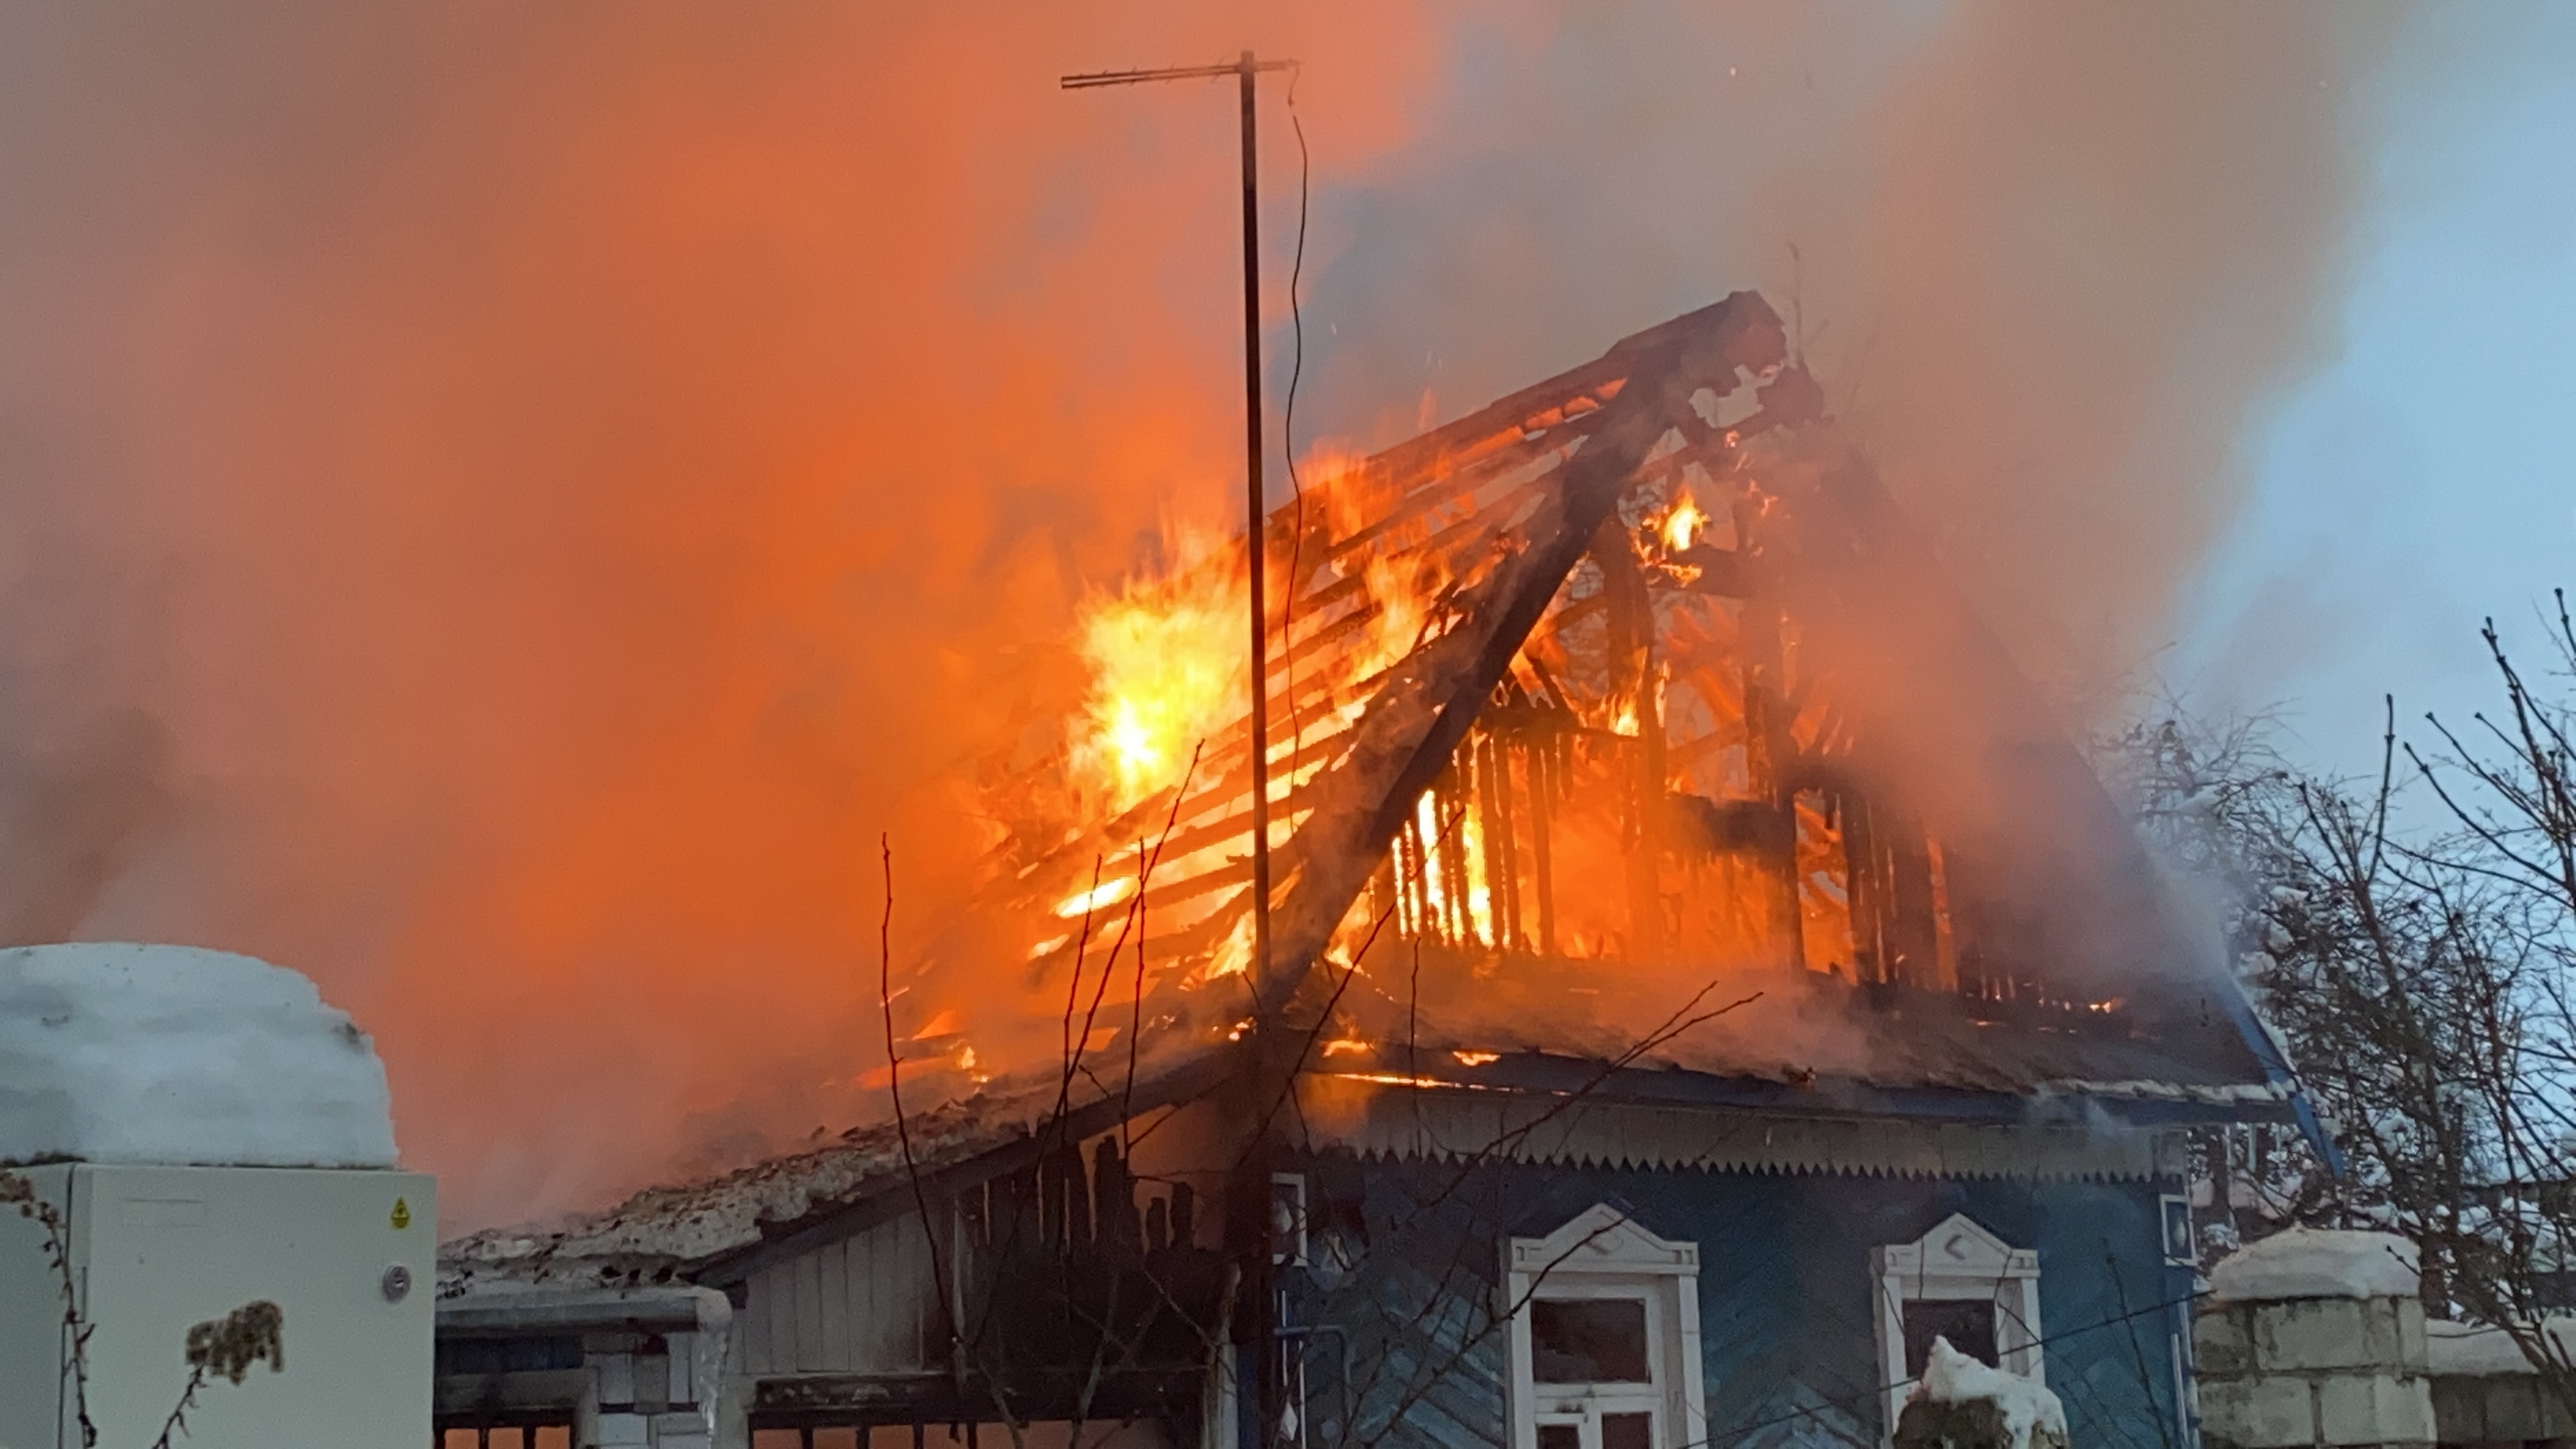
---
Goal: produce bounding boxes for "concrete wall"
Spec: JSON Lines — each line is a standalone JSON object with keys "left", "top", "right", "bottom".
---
{"left": 2194, "top": 1293, "right": 2434, "bottom": 1449}
{"left": 2433, "top": 1370, "right": 2576, "bottom": 1448}
{"left": 2424, "top": 1319, "right": 2576, "bottom": 1448}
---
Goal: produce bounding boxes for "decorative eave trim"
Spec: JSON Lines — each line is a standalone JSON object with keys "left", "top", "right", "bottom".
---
{"left": 1296, "top": 1078, "right": 2182, "bottom": 1181}
{"left": 1319, "top": 1046, "right": 2299, "bottom": 1128}
{"left": 2042, "top": 1077, "right": 2291, "bottom": 1105}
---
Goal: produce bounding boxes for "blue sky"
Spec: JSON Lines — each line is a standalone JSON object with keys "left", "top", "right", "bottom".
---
{"left": 2173, "top": 4, "right": 2576, "bottom": 776}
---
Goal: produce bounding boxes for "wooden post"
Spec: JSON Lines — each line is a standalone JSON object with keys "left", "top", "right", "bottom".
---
{"left": 1531, "top": 726, "right": 1560, "bottom": 956}
{"left": 1593, "top": 518, "right": 1664, "bottom": 962}
{"left": 1733, "top": 493, "right": 1803, "bottom": 973}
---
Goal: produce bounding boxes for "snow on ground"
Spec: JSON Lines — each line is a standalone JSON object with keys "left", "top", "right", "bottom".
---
{"left": 2208, "top": 1227, "right": 2419, "bottom": 1302}
{"left": 0, "top": 942, "right": 395, "bottom": 1168}
{"left": 1909, "top": 1336, "right": 2067, "bottom": 1449}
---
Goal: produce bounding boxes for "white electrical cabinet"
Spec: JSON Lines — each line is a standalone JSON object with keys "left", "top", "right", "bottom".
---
{"left": 0, "top": 1163, "right": 435, "bottom": 1449}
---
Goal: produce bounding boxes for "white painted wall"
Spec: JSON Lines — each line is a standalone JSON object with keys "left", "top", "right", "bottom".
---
{"left": 738, "top": 1213, "right": 941, "bottom": 1377}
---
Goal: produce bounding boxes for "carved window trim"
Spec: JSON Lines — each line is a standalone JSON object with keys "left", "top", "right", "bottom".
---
{"left": 1870, "top": 1212, "right": 2044, "bottom": 1445}
{"left": 1503, "top": 1204, "right": 1707, "bottom": 1449}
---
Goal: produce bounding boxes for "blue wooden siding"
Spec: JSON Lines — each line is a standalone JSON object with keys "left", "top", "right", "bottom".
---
{"left": 1281, "top": 1154, "right": 2190, "bottom": 1449}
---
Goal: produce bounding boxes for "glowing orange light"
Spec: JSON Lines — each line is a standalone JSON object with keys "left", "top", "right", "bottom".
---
{"left": 1197, "top": 916, "right": 1255, "bottom": 984}
{"left": 1329, "top": 1071, "right": 1473, "bottom": 1090}
{"left": 1660, "top": 489, "right": 1709, "bottom": 553}
{"left": 1055, "top": 875, "right": 1137, "bottom": 919}
{"left": 1350, "top": 551, "right": 1451, "bottom": 684}
{"left": 1070, "top": 527, "right": 1246, "bottom": 812}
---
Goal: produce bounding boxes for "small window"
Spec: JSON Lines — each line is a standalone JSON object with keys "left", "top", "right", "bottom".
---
{"left": 1531, "top": 1298, "right": 1652, "bottom": 1383}
{"left": 2161, "top": 1194, "right": 2196, "bottom": 1266}
{"left": 1506, "top": 1205, "right": 1705, "bottom": 1449}
{"left": 1900, "top": 1299, "right": 1996, "bottom": 1377}
{"left": 1871, "top": 1214, "right": 2045, "bottom": 1448}
{"left": 1600, "top": 1412, "right": 1653, "bottom": 1449}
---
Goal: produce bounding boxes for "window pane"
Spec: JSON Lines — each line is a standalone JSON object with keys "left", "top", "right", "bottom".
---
{"left": 1901, "top": 1299, "right": 1997, "bottom": 1377}
{"left": 1530, "top": 1298, "right": 1651, "bottom": 1382}
{"left": 1538, "top": 1425, "right": 1582, "bottom": 1449}
{"left": 1602, "top": 1413, "right": 1654, "bottom": 1449}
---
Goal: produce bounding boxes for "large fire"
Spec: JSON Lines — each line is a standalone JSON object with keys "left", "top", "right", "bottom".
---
{"left": 924, "top": 293, "right": 2129, "bottom": 1142}
{"left": 1069, "top": 530, "right": 1248, "bottom": 813}
{"left": 1060, "top": 447, "right": 1458, "bottom": 825}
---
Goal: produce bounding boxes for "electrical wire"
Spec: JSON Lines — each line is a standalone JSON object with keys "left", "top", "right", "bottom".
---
{"left": 1280, "top": 63, "right": 1312, "bottom": 763}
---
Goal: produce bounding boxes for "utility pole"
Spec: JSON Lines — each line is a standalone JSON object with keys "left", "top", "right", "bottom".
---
{"left": 1063, "top": 53, "right": 1301, "bottom": 1449}
{"left": 1063, "top": 53, "right": 1297, "bottom": 999}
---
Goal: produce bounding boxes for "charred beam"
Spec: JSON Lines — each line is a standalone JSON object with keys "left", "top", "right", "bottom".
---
{"left": 1249, "top": 293, "right": 1789, "bottom": 1020}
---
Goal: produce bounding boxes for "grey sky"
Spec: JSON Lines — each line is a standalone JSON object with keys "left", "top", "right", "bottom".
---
{"left": 2174, "top": 4, "right": 2576, "bottom": 776}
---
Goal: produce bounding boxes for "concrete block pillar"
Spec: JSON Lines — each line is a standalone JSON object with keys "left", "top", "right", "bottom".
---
{"left": 2193, "top": 1229, "right": 2432, "bottom": 1449}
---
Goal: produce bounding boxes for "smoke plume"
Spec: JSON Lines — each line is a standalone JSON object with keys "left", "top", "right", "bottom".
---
{"left": 0, "top": 1, "right": 2389, "bottom": 1227}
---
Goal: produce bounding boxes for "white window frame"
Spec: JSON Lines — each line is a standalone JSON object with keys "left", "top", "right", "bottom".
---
{"left": 1871, "top": 1213, "right": 2043, "bottom": 1445}
{"left": 2160, "top": 1192, "right": 2197, "bottom": 1267}
{"left": 1271, "top": 1172, "right": 1309, "bottom": 1267}
{"left": 1504, "top": 1204, "right": 1707, "bottom": 1449}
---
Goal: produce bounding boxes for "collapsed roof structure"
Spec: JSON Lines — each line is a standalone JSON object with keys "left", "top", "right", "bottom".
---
{"left": 438, "top": 293, "right": 2307, "bottom": 1449}
{"left": 900, "top": 286, "right": 2292, "bottom": 1116}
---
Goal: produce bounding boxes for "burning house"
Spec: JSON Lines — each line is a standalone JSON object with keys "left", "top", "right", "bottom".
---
{"left": 434, "top": 293, "right": 2314, "bottom": 1449}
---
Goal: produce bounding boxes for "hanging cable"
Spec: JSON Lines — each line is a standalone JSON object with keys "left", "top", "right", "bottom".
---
{"left": 1280, "top": 63, "right": 1314, "bottom": 763}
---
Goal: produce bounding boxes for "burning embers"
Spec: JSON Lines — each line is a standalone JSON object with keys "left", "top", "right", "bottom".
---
{"left": 1347, "top": 456, "right": 1903, "bottom": 979}
{"left": 914, "top": 294, "right": 2123, "bottom": 1097}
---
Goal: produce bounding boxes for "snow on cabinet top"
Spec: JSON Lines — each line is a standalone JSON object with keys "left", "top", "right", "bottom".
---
{"left": 2208, "top": 1227, "right": 2420, "bottom": 1303}
{"left": 0, "top": 943, "right": 396, "bottom": 1169}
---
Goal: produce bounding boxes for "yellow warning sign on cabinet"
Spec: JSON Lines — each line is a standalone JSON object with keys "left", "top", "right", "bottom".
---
{"left": 391, "top": 1197, "right": 412, "bottom": 1230}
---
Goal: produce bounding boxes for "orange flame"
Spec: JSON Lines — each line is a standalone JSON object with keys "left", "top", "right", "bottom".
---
{"left": 1055, "top": 875, "right": 1137, "bottom": 919}
{"left": 1660, "top": 487, "right": 1710, "bottom": 553}
{"left": 1070, "top": 528, "right": 1247, "bottom": 812}
{"left": 1355, "top": 553, "right": 1439, "bottom": 681}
